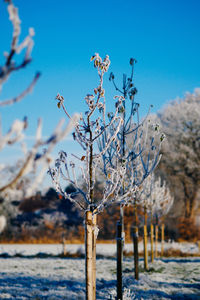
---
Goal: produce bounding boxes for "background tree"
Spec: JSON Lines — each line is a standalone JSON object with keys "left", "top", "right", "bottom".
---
{"left": 156, "top": 89, "right": 200, "bottom": 236}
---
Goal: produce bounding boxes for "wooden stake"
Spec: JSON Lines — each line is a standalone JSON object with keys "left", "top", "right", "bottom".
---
{"left": 143, "top": 225, "right": 148, "bottom": 270}
{"left": 161, "top": 223, "right": 165, "bottom": 257}
{"left": 155, "top": 225, "right": 158, "bottom": 258}
{"left": 150, "top": 224, "right": 154, "bottom": 263}
{"left": 92, "top": 214, "right": 97, "bottom": 300}
{"left": 86, "top": 211, "right": 93, "bottom": 300}
{"left": 133, "top": 226, "right": 139, "bottom": 280}
{"left": 117, "top": 221, "right": 123, "bottom": 300}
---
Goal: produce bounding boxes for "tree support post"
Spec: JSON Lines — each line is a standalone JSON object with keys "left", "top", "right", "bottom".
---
{"left": 143, "top": 225, "right": 148, "bottom": 270}
{"left": 150, "top": 224, "right": 154, "bottom": 263}
{"left": 92, "top": 214, "right": 97, "bottom": 300}
{"left": 161, "top": 223, "right": 165, "bottom": 257}
{"left": 86, "top": 211, "right": 93, "bottom": 300}
{"left": 132, "top": 226, "right": 139, "bottom": 280}
{"left": 117, "top": 221, "right": 123, "bottom": 300}
{"left": 155, "top": 225, "right": 158, "bottom": 258}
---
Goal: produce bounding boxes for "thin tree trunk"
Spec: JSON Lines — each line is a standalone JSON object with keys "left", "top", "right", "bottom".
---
{"left": 92, "top": 214, "right": 97, "bottom": 300}
{"left": 143, "top": 224, "right": 148, "bottom": 270}
{"left": 117, "top": 221, "right": 123, "bottom": 300}
{"left": 86, "top": 211, "right": 93, "bottom": 300}
{"left": 161, "top": 223, "right": 165, "bottom": 257}
{"left": 155, "top": 225, "right": 158, "bottom": 258}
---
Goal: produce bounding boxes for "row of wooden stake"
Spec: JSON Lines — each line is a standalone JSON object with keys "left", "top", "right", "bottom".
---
{"left": 62, "top": 215, "right": 165, "bottom": 300}
{"left": 117, "top": 222, "right": 165, "bottom": 299}
{"left": 142, "top": 223, "right": 165, "bottom": 271}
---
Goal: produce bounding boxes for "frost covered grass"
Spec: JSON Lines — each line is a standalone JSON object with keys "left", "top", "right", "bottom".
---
{"left": 0, "top": 242, "right": 199, "bottom": 258}
{"left": 0, "top": 256, "right": 199, "bottom": 299}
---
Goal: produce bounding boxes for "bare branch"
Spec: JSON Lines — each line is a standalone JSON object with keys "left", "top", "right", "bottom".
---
{"left": 0, "top": 73, "right": 40, "bottom": 107}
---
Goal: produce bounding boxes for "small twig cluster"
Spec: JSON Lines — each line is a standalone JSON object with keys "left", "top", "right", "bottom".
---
{"left": 0, "top": 0, "right": 40, "bottom": 105}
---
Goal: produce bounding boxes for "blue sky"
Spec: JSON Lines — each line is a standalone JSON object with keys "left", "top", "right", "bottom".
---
{"left": 0, "top": 0, "right": 200, "bottom": 188}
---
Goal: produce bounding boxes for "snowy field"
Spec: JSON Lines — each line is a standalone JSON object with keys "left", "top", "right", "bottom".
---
{"left": 0, "top": 243, "right": 199, "bottom": 299}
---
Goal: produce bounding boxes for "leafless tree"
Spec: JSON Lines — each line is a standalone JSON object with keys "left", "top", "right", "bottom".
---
{"left": 48, "top": 53, "right": 123, "bottom": 300}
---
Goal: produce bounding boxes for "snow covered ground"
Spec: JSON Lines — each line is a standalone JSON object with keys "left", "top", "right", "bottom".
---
{"left": 0, "top": 256, "right": 199, "bottom": 299}
{"left": 0, "top": 243, "right": 199, "bottom": 299}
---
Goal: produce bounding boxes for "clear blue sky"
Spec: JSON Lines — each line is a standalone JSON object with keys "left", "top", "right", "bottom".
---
{"left": 0, "top": 0, "right": 200, "bottom": 187}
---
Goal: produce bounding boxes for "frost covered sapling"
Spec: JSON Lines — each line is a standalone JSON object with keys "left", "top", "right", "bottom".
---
{"left": 139, "top": 174, "right": 173, "bottom": 259}
{"left": 152, "top": 178, "right": 173, "bottom": 257}
{"left": 48, "top": 53, "right": 123, "bottom": 300}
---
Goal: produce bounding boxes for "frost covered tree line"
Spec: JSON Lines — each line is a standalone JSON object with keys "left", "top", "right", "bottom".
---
{"left": 0, "top": 0, "right": 78, "bottom": 232}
